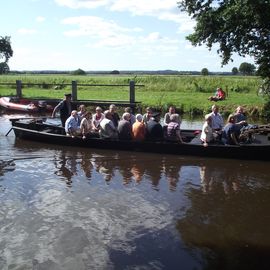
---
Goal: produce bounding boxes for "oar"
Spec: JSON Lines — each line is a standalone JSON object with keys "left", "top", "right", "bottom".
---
{"left": 5, "top": 127, "right": 13, "bottom": 136}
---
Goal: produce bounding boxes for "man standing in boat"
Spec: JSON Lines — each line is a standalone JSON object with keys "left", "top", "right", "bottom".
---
{"left": 51, "top": 93, "right": 72, "bottom": 127}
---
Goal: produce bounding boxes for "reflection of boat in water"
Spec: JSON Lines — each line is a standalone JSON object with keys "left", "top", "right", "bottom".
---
{"left": 10, "top": 118, "right": 270, "bottom": 161}
{"left": 0, "top": 97, "right": 54, "bottom": 113}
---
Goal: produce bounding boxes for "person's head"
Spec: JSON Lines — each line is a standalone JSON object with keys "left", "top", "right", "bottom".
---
{"left": 104, "top": 110, "right": 112, "bottom": 119}
{"left": 135, "top": 114, "right": 143, "bottom": 122}
{"left": 170, "top": 113, "right": 180, "bottom": 123}
{"left": 95, "top": 106, "right": 103, "bottom": 114}
{"left": 152, "top": 112, "right": 160, "bottom": 122}
{"left": 146, "top": 107, "right": 152, "bottom": 114}
{"left": 236, "top": 106, "right": 244, "bottom": 114}
{"left": 227, "top": 114, "right": 235, "bottom": 123}
{"left": 84, "top": 111, "right": 92, "bottom": 119}
{"left": 109, "top": 104, "right": 116, "bottom": 113}
{"left": 124, "top": 107, "right": 132, "bottom": 113}
{"left": 169, "top": 106, "right": 176, "bottom": 114}
{"left": 212, "top": 104, "right": 219, "bottom": 113}
{"left": 78, "top": 104, "right": 86, "bottom": 112}
{"left": 71, "top": 110, "right": 77, "bottom": 117}
{"left": 64, "top": 93, "right": 72, "bottom": 100}
{"left": 122, "top": 112, "right": 130, "bottom": 121}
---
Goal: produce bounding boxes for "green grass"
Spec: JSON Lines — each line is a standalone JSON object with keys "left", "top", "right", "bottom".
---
{"left": 0, "top": 74, "right": 266, "bottom": 117}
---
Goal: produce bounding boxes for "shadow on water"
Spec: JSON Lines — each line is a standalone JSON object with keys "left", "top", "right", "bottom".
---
{"left": 1, "top": 120, "right": 270, "bottom": 268}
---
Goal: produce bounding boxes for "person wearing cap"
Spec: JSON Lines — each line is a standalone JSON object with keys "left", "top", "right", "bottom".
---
{"left": 145, "top": 112, "right": 163, "bottom": 141}
{"left": 132, "top": 114, "right": 146, "bottom": 141}
{"left": 51, "top": 93, "right": 73, "bottom": 127}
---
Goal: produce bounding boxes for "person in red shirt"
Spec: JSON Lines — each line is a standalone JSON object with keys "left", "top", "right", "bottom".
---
{"left": 208, "top": 87, "right": 226, "bottom": 101}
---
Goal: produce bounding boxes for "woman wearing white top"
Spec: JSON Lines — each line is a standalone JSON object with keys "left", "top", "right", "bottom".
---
{"left": 80, "top": 111, "right": 93, "bottom": 139}
{"left": 200, "top": 114, "right": 214, "bottom": 146}
{"left": 92, "top": 106, "right": 105, "bottom": 132}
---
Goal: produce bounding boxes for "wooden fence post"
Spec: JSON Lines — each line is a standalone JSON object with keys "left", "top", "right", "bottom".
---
{"left": 71, "top": 80, "right": 77, "bottom": 101}
{"left": 129, "top": 80, "right": 135, "bottom": 105}
{"left": 16, "top": 80, "right": 22, "bottom": 98}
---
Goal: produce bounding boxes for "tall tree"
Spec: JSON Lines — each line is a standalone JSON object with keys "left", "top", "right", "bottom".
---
{"left": 232, "top": 67, "right": 238, "bottom": 75}
{"left": 201, "top": 67, "right": 209, "bottom": 76}
{"left": 239, "top": 62, "right": 256, "bottom": 75}
{"left": 0, "top": 36, "right": 13, "bottom": 74}
{"left": 178, "top": 1, "right": 270, "bottom": 78}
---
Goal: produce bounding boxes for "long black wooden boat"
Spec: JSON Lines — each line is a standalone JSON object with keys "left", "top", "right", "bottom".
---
{"left": 9, "top": 118, "right": 270, "bottom": 161}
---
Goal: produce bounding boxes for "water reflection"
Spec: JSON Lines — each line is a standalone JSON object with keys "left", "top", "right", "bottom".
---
{"left": 12, "top": 138, "right": 270, "bottom": 193}
{"left": 1, "top": 129, "right": 269, "bottom": 269}
{"left": 177, "top": 161, "right": 270, "bottom": 270}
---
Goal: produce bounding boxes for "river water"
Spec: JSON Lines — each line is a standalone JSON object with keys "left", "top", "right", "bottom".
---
{"left": 0, "top": 113, "right": 270, "bottom": 270}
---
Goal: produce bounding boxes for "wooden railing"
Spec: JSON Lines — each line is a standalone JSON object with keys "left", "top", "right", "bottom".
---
{"left": 0, "top": 80, "right": 143, "bottom": 108}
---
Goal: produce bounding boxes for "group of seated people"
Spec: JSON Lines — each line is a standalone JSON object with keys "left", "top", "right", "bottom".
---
{"left": 64, "top": 104, "right": 184, "bottom": 142}
{"left": 64, "top": 102, "right": 248, "bottom": 146}
{"left": 200, "top": 104, "right": 248, "bottom": 146}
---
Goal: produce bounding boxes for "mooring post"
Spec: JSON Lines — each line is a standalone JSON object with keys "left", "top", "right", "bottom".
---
{"left": 71, "top": 80, "right": 77, "bottom": 101}
{"left": 129, "top": 80, "right": 135, "bottom": 106}
{"left": 16, "top": 80, "right": 22, "bottom": 98}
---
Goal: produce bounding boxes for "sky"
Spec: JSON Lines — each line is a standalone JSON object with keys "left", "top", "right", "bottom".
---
{"left": 1, "top": 0, "right": 254, "bottom": 72}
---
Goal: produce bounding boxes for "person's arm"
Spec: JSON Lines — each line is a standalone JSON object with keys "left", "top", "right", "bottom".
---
{"left": 163, "top": 113, "right": 170, "bottom": 126}
{"left": 80, "top": 118, "right": 87, "bottom": 139}
{"left": 51, "top": 101, "right": 62, "bottom": 118}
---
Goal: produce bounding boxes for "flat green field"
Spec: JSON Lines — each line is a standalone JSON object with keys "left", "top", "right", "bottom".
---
{"left": 0, "top": 74, "right": 266, "bottom": 117}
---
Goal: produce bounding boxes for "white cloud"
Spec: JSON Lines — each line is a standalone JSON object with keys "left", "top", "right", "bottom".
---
{"left": 55, "top": 0, "right": 193, "bottom": 33}
{"left": 36, "top": 16, "right": 45, "bottom": 23}
{"left": 17, "top": 28, "right": 37, "bottom": 35}
{"left": 110, "top": 0, "right": 177, "bottom": 15}
{"left": 54, "top": 0, "right": 110, "bottom": 9}
{"left": 62, "top": 16, "right": 135, "bottom": 38}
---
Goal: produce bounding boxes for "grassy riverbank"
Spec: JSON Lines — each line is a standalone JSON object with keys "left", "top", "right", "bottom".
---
{"left": 0, "top": 74, "right": 266, "bottom": 117}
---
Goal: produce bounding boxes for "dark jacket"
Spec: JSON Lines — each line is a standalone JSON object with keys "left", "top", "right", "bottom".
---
{"left": 146, "top": 119, "right": 163, "bottom": 141}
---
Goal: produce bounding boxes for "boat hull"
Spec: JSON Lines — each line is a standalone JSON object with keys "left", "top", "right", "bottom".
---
{"left": 0, "top": 97, "right": 53, "bottom": 113}
{"left": 10, "top": 119, "right": 270, "bottom": 161}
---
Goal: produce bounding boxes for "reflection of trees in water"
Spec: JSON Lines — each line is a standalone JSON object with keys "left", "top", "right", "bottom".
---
{"left": 176, "top": 162, "right": 270, "bottom": 270}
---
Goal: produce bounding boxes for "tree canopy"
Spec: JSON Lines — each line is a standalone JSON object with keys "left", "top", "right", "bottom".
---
{"left": 239, "top": 62, "right": 256, "bottom": 75}
{"left": 0, "top": 36, "right": 13, "bottom": 62}
{"left": 178, "top": 0, "right": 270, "bottom": 78}
{"left": 201, "top": 67, "right": 209, "bottom": 76}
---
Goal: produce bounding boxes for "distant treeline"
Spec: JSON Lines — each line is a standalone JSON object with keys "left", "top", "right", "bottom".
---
{"left": 8, "top": 70, "right": 234, "bottom": 76}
